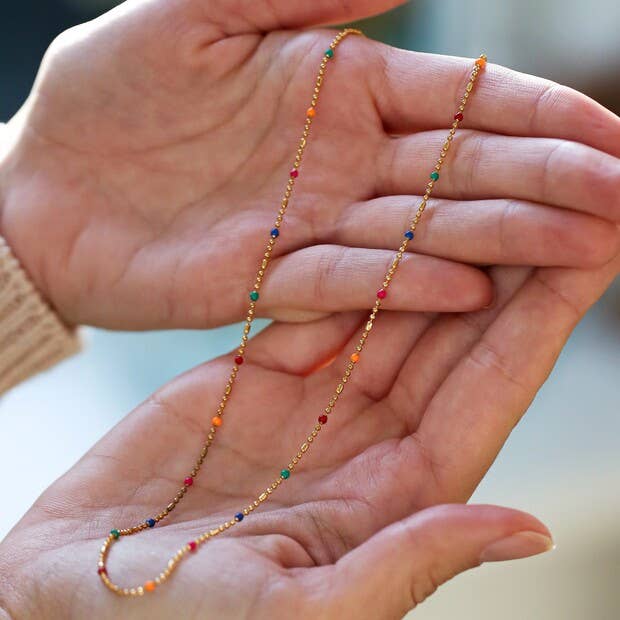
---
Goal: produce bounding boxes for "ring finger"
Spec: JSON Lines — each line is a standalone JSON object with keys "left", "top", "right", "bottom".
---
{"left": 332, "top": 195, "right": 620, "bottom": 268}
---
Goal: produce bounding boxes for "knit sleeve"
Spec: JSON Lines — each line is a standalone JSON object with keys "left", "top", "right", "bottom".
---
{"left": 0, "top": 237, "right": 81, "bottom": 394}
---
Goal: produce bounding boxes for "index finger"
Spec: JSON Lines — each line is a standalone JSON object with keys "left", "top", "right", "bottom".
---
{"left": 363, "top": 41, "right": 620, "bottom": 157}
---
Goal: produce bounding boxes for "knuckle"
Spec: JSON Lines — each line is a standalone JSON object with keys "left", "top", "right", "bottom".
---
{"left": 468, "top": 338, "right": 529, "bottom": 393}
{"left": 452, "top": 131, "right": 485, "bottom": 198}
{"left": 539, "top": 139, "right": 566, "bottom": 204}
{"left": 528, "top": 80, "right": 561, "bottom": 133}
{"left": 533, "top": 271, "right": 582, "bottom": 320}
{"left": 530, "top": 80, "right": 600, "bottom": 134}
{"left": 497, "top": 198, "right": 521, "bottom": 259}
{"left": 312, "top": 246, "right": 348, "bottom": 303}
{"left": 409, "top": 567, "right": 441, "bottom": 608}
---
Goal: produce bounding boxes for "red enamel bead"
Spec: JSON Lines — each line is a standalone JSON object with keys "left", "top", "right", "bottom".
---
{"left": 235, "top": 355, "right": 244, "bottom": 365}
{"left": 188, "top": 541, "right": 197, "bottom": 552}
{"left": 318, "top": 415, "right": 328, "bottom": 425}
{"left": 290, "top": 168, "right": 299, "bottom": 178}
{"left": 184, "top": 476, "right": 193, "bottom": 486}
{"left": 377, "top": 289, "right": 387, "bottom": 299}
{"left": 98, "top": 567, "right": 107, "bottom": 575}
{"left": 454, "top": 112, "right": 464, "bottom": 121}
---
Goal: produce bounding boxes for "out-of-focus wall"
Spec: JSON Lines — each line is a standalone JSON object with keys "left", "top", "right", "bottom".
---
{"left": 0, "top": 2, "right": 618, "bottom": 619}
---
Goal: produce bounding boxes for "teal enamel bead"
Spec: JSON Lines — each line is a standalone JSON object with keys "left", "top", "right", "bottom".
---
{"left": 111, "top": 529, "right": 120, "bottom": 539}
{"left": 250, "top": 291, "right": 259, "bottom": 302}
{"left": 281, "top": 469, "right": 290, "bottom": 479}
{"left": 325, "top": 49, "right": 334, "bottom": 58}
{"left": 430, "top": 171, "right": 439, "bottom": 181}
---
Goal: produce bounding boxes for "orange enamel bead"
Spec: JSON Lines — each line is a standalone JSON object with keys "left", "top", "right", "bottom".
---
{"left": 350, "top": 353, "right": 360, "bottom": 363}
{"left": 144, "top": 581, "right": 156, "bottom": 592}
{"left": 212, "top": 416, "right": 222, "bottom": 427}
{"left": 307, "top": 107, "right": 316, "bottom": 118}
{"left": 475, "top": 57, "right": 487, "bottom": 69}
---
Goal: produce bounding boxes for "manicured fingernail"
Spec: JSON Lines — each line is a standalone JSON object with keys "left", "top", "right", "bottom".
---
{"left": 480, "top": 531, "right": 554, "bottom": 563}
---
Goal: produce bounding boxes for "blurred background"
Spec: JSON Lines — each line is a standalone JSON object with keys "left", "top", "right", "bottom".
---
{"left": 1, "top": 1, "right": 618, "bottom": 618}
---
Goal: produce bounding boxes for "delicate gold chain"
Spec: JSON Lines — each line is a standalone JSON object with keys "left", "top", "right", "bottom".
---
{"left": 97, "top": 29, "right": 487, "bottom": 597}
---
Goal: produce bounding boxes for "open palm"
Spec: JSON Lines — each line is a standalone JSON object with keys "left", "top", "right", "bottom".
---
{"left": 1, "top": 252, "right": 617, "bottom": 619}
{"left": 1, "top": 0, "right": 619, "bottom": 330}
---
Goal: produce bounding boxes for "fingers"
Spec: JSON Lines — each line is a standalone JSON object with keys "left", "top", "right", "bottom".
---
{"left": 365, "top": 42, "right": 620, "bottom": 157}
{"left": 325, "top": 504, "right": 552, "bottom": 618}
{"left": 321, "top": 311, "right": 433, "bottom": 403}
{"left": 334, "top": 196, "right": 620, "bottom": 268}
{"left": 390, "top": 266, "right": 532, "bottom": 435}
{"left": 258, "top": 245, "right": 493, "bottom": 322}
{"left": 208, "top": 0, "right": 407, "bottom": 33}
{"left": 246, "top": 311, "right": 364, "bottom": 376}
{"left": 416, "top": 253, "right": 620, "bottom": 500}
{"left": 377, "top": 130, "right": 620, "bottom": 223}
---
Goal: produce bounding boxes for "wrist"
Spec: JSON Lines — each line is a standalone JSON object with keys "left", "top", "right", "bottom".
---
{"left": 0, "top": 119, "right": 81, "bottom": 393}
{"left": 0, "top": 115, "right": 27, "bottom": 269}
{"left": 0, "top": 112, "right": 55, "bottom": 312}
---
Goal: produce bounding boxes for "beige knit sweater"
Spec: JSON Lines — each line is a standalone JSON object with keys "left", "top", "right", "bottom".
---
{"left": 0, "top": 237, "right": 80, "bottom": 394}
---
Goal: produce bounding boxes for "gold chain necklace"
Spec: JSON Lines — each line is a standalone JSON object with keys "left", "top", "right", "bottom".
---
{"left": 97, "top": 28, "right": 487, "bottom": 597}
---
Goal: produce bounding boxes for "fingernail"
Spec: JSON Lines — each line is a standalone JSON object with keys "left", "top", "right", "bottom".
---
{"left": 482, "top": 287, "right": 496, "bottom": 310}
{"left": 480, "top": 531, "right": 554, "bottom": 563}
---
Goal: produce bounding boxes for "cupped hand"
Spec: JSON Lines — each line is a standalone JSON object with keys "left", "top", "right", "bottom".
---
{"left": 1, "top": 249, "right": 617, "bottom": 619}
{"left": 0, "top": 0, "right": 619, "bottom": 329}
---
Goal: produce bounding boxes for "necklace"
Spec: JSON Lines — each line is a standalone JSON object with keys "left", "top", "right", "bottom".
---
{"left": 97, "top": 28, "right": 487, "bottom": 597}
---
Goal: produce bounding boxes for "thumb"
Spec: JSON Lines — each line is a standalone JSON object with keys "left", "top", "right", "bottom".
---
{"left": 329, "top": 504, "right": 553, "bottom": 618}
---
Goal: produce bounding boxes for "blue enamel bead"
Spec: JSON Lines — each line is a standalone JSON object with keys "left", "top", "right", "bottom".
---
{"left": 146, "top": 518, "right": 156, "bottom": 528}
{"left": 235, "top": 512, "right": 244, "bottom": 522}
{"left": 271, "top": 228, "right": 279, "bottom": 238}
{"left": 404, "top": 231, "right": 414, "bottom": 240}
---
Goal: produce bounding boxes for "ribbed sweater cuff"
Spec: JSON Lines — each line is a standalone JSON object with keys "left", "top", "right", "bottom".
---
{"left": 0, "top": 237, "right": 80, "bottom": 394}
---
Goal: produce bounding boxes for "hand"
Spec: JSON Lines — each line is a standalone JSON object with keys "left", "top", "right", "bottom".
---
{"left": 1, "top": 250, "right": 617, "bottom": 619}
{"left": 0, "top": 0, "right": 618, "bottom": 329}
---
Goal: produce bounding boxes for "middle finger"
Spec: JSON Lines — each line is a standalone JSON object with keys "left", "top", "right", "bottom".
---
{"left": 376, "top": 129, "right": 620, "bottom": 223}
{"left": 332, "top": 195, "right": 620, "bottom": 268}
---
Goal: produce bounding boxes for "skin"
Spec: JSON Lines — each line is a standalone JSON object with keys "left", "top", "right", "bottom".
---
{"left": 0, "top": 256, "right": 617, "bottom": 619}
{"left": 0, "top": 0, "right": 618, "bottom": 618}
{"left": 0, "top": 0, "right": 618, "bottom": 329}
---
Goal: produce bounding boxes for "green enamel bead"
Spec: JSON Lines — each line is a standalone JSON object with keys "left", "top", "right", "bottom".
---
{"left": 281, "top": 469, "right": 290, "bottom": 479}
{"left": 111, "top": 529, "right": 120, "bottom": 539}
{"left": 430, "top": 172, "right": 439, "bottom": 181}
{"left": 325, "top": 49, "right": 334, "bottom": 58}
{"left": 250, "top": 291, "right": 259, "bottom": 302}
